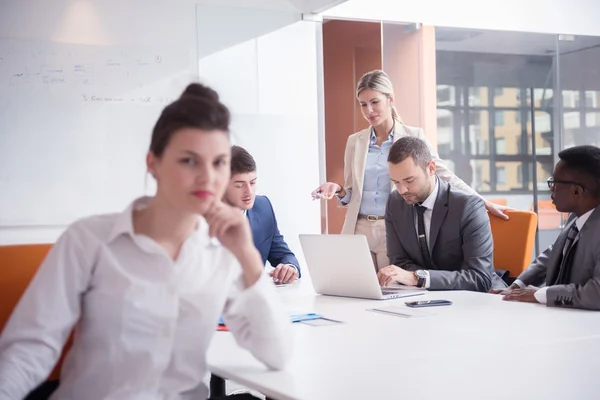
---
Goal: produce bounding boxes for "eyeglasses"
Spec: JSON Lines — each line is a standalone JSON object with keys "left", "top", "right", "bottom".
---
{"left": 546, "top": 177, "right": 587, "bottom": 192}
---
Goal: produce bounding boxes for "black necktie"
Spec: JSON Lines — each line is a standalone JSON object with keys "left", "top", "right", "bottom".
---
{"left": 552, "top": 224, "right": 579, "bottom": 285}
{"left": 415, "top": 204, "right": 434, "bottom": 270}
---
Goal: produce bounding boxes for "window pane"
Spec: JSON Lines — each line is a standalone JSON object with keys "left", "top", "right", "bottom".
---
{"left": 467, "top": 110, "right": 489, "bottom": 155}
{"left": 494, "top": 110, "right": 521, "bottom": 155}
{"left": 495, "top": 111, "right": 504, "bottom": 126}
{"left": 531, "top": 111, "right": 552, "bottom": 155}
{"left": 495, "top": 138, "right": 506, "bottom": 154}
{"left": 513, "top": 160, "right": 554, "bottom": 192}
{"left": 495, "top": 161, "right": 524, "bottom": 192}
{"left": 532, "top": 88, "right": 554, "bottom": 108}
{"left": 437, "top": 108, "right": 454, "bottom": 154}
{"left": 471, "top": 159, "right": 490, "bottom": 193}
{"left": 468, "top": 87, "right": 487, "bottom": 106}
{"left": 586, "top": 112, "right": 600, "bottom": 127}
{"left": 443, "top": 156, "right": 474, "bottom": 188}
{"left": 562, "top": 90, "right": 580, "bottom": 108}
{"left": 496, "top": 166, "right": 506, "bottom": 185}
{"left": 534, "top": 160, "right": 553, "bottom": 192}
{"left": 585, "top": 90, "right": 599, "bottom": 108}
{"left": 437, "top": 85, "right": 455, "bottom": 106}
{"left": 494, "top": 87, "right": 518, "bottom": 107}
{"left": 583, "top": 112, "right": 600, "bottom": 146}
{"left": 563, "top": 111, "right": 581, "bottom": 147}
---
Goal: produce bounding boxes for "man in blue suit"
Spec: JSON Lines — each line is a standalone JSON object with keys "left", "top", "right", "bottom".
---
{"left": 224, "top": 145, "right": 300, "bottom": 284}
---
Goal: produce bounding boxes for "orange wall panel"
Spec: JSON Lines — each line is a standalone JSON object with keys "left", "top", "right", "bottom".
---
{"left": 323, "top": 20, "right": 382, "bottom": 233}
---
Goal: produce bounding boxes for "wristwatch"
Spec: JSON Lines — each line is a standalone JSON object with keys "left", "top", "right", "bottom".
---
{"left": 414, "top": 270, "right": 427, "bottom": 288}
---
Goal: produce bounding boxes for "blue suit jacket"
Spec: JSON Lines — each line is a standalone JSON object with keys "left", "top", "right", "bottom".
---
{"left": 247, "top": 195, "right": 300, "bottom": 276}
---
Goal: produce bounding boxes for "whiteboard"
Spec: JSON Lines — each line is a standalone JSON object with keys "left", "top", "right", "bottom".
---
{"left": 0, "top": 38, "right": 193, "bottom": 226}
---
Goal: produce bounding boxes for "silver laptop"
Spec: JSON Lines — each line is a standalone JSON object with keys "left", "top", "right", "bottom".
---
{"left": 299, "top": 234, "right": 425, "bottom": 300}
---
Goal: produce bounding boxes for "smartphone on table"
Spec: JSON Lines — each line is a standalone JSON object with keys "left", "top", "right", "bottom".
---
{"left": 405, "top": 300, "right": 452, "bottom": 308}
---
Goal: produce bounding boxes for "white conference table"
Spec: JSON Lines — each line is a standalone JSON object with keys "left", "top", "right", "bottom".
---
{"left": 207, "top": 282, "right": 600, "bottom": 400}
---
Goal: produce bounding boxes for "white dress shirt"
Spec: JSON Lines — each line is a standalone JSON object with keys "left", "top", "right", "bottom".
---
{"left": 413, "top": 178, "right": 440, "bottom": 289}
{"left": 0, "top": 197, "right": 292, "bottom": 400}
{"left": 515, "top": 207, "right": 596, "bottom": 304}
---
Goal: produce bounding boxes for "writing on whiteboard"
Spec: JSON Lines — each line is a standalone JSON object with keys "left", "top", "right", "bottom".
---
{"left": 81, "top": 94, "right": 176, "bottom": 104}
{"left": 1, "top": 41, "right": 172, "bottom": 95}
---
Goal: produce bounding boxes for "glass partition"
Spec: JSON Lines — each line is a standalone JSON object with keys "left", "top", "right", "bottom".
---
{"left": 196, "top": 4, "right": 322, "bottom": 266}
{"left": 557, "top": 35, "right": 600, "bottom": 149}
{"left": 433, "top": 27, "right": 565, "bottom": 255}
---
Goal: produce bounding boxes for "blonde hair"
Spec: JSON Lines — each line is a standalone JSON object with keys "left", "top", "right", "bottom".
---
{"left": 356, "top": 69, "right": 401, "bottom": 122}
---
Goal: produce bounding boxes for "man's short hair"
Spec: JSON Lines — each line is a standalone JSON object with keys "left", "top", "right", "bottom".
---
{"left": 230, "top": 145, "right": 256, "bottom": 175}
{"left": 558, "top": 145, "right": 600, "bottom": 196}
{"left": 387, "top": 136, "right": 432, "bottom": 169}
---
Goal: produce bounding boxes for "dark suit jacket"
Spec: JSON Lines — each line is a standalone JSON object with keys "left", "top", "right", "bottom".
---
{"left": 247, "top": 195, "right": 300, "bottom": 276}
{"left": 386, "top": 178, "right": 506, "bottom": 292}
{"left": 517, "top": 208, "right": 600, "bottom": 310}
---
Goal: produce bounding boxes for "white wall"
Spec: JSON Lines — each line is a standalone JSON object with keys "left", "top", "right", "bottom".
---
{"left": 197, "top": 4, "right": 322, "bottom": 269}
{"left": 322, "top": 0, "right": 600, "bottom": 36}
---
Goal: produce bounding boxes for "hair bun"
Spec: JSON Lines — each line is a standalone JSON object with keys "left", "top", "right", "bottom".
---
{"left": 180, "top": 83, "right": 219, "bottom": 102}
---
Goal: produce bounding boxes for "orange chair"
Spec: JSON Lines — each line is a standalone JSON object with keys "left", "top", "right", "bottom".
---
{"left": 489, "top": 210, "right": 537, "bottom": 278}
{"left": 0, "top": 244, "right": 73, "bottom": 384}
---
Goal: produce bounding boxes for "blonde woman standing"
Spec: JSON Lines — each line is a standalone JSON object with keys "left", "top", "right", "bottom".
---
{"left": 312, "top": 70, "right": 508, "bottom": 271}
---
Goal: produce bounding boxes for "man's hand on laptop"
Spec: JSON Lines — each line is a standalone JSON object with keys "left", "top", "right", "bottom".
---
{"left": 270, "top": 264, "right": 298, "bottom": 284}
{"left": 377, "top": 265, "right": 418, "bottom": 287}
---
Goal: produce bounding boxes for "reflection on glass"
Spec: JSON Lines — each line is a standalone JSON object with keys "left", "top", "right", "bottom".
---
{"left": 495, "top": 161, "right": 523, "bottom": 191}
{"left": 586, "top": 112, "right": 600, "bottom": 127}
{"left": 531, "top": 88, "right": 554, "bottom": 108}
{"left": 535, "top": 160, "right": 554, "bottom": 192}
{"left": 563, "top": 111, "right": 580, "bottom": 129}
{"left": 494, "top": 110, "right": 520, "bottom": 155}
{"left": 437, "top": 108, "right": 454, "bottom": 154}
{"left": 494, "top": 87, "right": 519, "bottom": 107}
{"left": 468, "top": 87, "right": 487, "bottom": 106}
{"left": 563, "top": 111, "right": 581, "bottom": 147}
{"left": 562, "top": 90, "right": 580, "bottom": 108}
{"left": 531, "top": 111, "right": 552, "bottom": 155}
{"left": 467, "top": 110, "right": 489, "bottom": 155}
{"left": 437, "top": 85, "right": 455, "bottom": 106}
{"left": 516, "top": 161, "right": 555, "bottom": 192}
{"left": 584, "top": 113, "right": 600, "bottom": 146}
{"left": 584, "top": 90, "right": 599, "bottom": 107}
{"left": 471, "top": 159, "right": 490, "bottom": 192}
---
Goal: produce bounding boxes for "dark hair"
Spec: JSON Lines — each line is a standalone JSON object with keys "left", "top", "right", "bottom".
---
{"left": 558, "top": 145, "right": 600, "bottom": 196}
{"left": 149, "top": 83, "right": 230, "bottom": 157}
{"left": 231, "top": 145, "right": 256, "bottom": 175}
{"left": 387, "top": 136, "right": 432, "bottom": 169}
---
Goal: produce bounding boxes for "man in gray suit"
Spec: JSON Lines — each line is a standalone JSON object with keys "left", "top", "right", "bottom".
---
{"left": 377, "top": 137, "right": 506, "bottom": 292}
{"left": 494, "top": 145, "right": 600, "bottom": 310}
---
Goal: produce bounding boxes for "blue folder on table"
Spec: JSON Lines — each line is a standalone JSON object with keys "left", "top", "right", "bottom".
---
{"left": 218, "top": 313, "right": 323, "bottom": 327}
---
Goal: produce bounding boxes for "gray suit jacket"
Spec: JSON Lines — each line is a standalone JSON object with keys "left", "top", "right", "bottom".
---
{"left": 517, "top": 207, "right": 600, "bottom": 310}
{"left": 386, "top": 178, "right": 506, "bottom": 292}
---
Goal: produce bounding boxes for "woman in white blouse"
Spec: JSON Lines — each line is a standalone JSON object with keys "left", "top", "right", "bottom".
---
{"left": 312, "top": 70, "right": 508, "bottom": 271}
{"left": 0, "top": 84, "right": 291, "bottom": 400}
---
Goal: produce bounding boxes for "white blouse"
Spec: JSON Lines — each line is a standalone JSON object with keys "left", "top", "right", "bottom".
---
{"left": 0, "top": 197, "right": 292, "bottom": 400}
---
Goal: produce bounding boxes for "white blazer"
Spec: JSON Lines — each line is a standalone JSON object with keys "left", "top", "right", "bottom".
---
{"left": 340, "top": 122, "right": 475, "bottom": 234}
